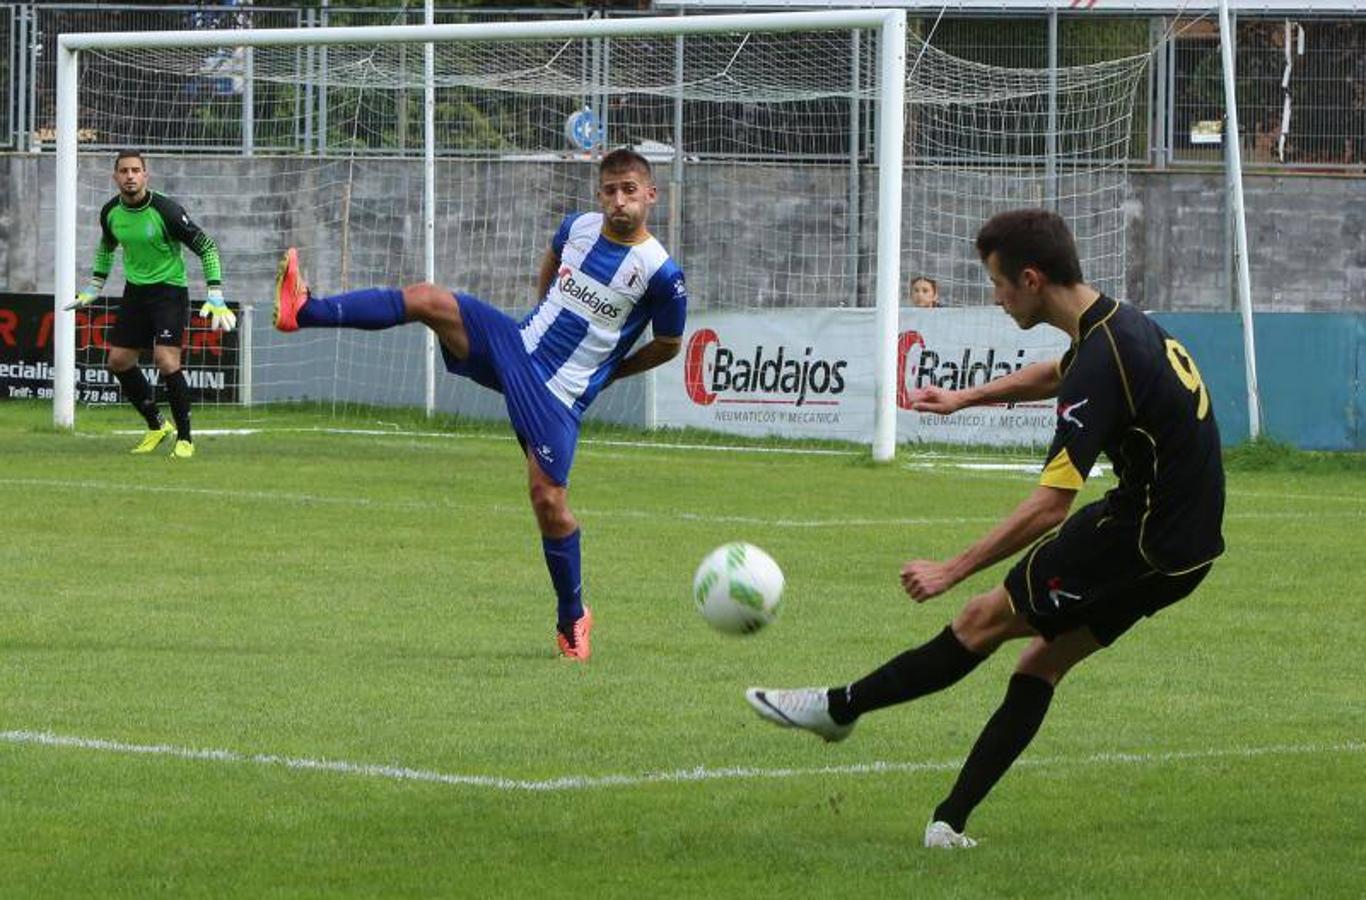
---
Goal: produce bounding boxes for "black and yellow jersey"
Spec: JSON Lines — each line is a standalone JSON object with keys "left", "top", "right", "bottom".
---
{"left": 92, "top": 191, "right": 221, "bottom": 288}
{"left": 1039, "top": 294, "right": 1224, "bottom": 573}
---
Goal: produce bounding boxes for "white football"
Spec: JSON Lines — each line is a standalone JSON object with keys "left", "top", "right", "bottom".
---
{"left": 692, "top": 542, "right": 785, "bottom": 635}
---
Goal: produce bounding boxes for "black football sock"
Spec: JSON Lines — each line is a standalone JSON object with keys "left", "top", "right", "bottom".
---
{"left": 932, "top": 673, "right": 1055, "bottom": 832}
{"left": 163, "top": 369, "right": 192, "bottom": 442}
{"left": 826, "top": 626, "right": 984, "bottom": 725}
{"left": 112, "top": 365, "right": 163, "bottom": 430}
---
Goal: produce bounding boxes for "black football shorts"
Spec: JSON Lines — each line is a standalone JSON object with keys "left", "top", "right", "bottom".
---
{"left": 108, "top": 282, "right": 190, "bottom": 349}
{"left": 1004, "top": 499, "right": 1212, "bottom": 646}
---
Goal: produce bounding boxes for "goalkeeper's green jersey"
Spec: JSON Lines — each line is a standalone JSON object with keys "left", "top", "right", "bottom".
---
{"left": 91, "top": 190, "right": 222, "bottom": 289}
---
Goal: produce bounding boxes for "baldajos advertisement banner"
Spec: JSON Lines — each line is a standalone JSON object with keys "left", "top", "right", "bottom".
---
{"left": 661, "top": 308, "right": 877, "bottom": 442}
{"left": 895, "top": 306, "right": 1069, "bottom": 446}
{"left": 655, "top": 307, "right": 1069, "bottom": 446}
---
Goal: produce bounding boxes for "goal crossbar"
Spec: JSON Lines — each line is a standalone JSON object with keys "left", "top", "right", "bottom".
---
{"left": 55, "top": 11, "right": 905, "bottom": 52}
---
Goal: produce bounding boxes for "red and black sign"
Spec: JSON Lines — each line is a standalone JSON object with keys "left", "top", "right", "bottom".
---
{"left": 0, "top": 292, "right": 240, "bottom": 403}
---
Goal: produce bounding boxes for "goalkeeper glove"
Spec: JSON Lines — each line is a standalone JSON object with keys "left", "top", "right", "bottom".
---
{"left": 65, "top": 277, "right": 106, "bottom": 311}
{"left": 199, "top": 288, "right": 237, "bottom": 332}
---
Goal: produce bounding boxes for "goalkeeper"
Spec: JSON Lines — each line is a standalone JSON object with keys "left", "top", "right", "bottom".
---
{"left": 71, "top": 149, "right": 235, "bottom": 459}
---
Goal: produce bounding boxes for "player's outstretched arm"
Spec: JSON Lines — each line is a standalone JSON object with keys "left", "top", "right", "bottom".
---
{"left": 609, "top": 336, "right": 682, "bottom": 383}
{"left": 900, "top": 484, "right": 1075, "bottom": 602}
{"left": 68, "top": 213, "right": 118, "bottom": 310}
{"left": 909, "top": 359, "right": 1062, "bottom": 414}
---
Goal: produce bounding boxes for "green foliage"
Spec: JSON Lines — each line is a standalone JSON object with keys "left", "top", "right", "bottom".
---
{"left": 921, "top": 15, "right": 1150, "bottom": 68}
{"left": 922, "top": 16, "right": 1047, "bottom": 67}
{"left": 1224, "top": 435, "right": 1366, "bottom": 472}
{"left": 1060, "top": 16, "right": 1150, "bottom": 67}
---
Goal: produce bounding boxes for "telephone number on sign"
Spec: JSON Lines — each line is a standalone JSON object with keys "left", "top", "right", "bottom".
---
{"left": 7, "top": 385, "right": 120, "bottom": 403}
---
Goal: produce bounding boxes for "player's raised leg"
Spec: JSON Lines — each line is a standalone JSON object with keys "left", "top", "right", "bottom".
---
{"left": 274, "top": 247, "right": 406, "bottom": 332}
{"left": 747, "top": 587, "right": 1030, "bottom": 741}
{"left": 832, "top": 588, "right": 1031, "bottom": 722}
{"left": 274, "top": 248, "right": 472, "bottom": 359}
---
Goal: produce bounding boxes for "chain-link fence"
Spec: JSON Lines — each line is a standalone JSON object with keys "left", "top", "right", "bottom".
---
{"left": 4, "top": 4, "right": 1365, "bottom": 169}
{"left": 1170, "top": 15, "right": 1366, "bottom": 167}
{"left": 0, "top": 7, "right": 14, "bottom": 150}
{"left": 29, "top": 4, "right": 305, "bottom": 153}
{"left": 912, "top": 15, "right": 1154, "bottom": 162}
{"left": 22, "top": 4, "right": 607, "bottom": 155}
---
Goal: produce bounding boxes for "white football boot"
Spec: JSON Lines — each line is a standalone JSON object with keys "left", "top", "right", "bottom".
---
{"left": 744, "top": 687, "right": 854, "bottom": 743}
{"left": 923, "top": 820, "right": 978, "bottom": 849}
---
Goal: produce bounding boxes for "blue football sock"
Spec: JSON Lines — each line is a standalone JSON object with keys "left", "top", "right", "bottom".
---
{"left": 297, "top": 287, "right": 407, "bottom": 330}
{"left": 543, "top": 530, "right": 584, "bottom": 625}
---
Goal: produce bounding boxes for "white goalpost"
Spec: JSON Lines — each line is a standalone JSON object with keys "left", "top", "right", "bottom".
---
{"left": 52, "top": 10, "right": 908, "bottom": 457}
{"left": 50, "top": 7, "right": 1180, "bottom": 458}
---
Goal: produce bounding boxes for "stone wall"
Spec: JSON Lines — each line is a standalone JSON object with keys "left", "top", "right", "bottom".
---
{"left": 2, "top": 154, "right": 1363, "bottom": 314}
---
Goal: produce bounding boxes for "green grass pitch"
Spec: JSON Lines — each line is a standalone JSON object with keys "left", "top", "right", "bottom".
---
{"left": 1, "top": 402, "right": 1363, "bottom": 897}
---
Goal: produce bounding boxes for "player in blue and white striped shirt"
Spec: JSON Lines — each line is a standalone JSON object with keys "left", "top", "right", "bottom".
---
{"left": 274, "top": 148, "right": 688, "bottom": 661}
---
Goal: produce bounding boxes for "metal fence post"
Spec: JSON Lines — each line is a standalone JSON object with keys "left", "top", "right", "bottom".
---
{"left": 1046, "top": 7, "right": 1058, "bottom": 209}
{"left": 15, "top": 4, "right": 27, "bottom": 153}
{"left": 239, "top": 304, "right": 253, "bottom": 407}
{"left": 242, "top": 45, "right": 254, "bottom": 156}
{"left": 848, "top": 29, "right": 861, "bottom": 307}
{"left": 1151, "top": 16, "right": 1168, "bottom": 169}
{"left": 1224, "top": 10, "right": 1236, "bottom": 306}
{"left": 303, "top": 8, "right": 315, "bottom": 154}
{"left": 4, "top": 5, "right": 16, "bottom": 148}
{"left": 318, "top": 0, "right": 329, "bottom": 155}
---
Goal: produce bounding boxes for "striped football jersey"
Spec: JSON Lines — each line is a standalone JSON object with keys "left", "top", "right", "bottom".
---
{"left": 519, "top": 212, "right": 687, "bottom": 413}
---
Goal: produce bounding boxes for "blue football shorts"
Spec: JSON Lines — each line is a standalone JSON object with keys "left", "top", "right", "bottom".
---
{"left": 440, "top": 292, "right": 579, "bottom": 486}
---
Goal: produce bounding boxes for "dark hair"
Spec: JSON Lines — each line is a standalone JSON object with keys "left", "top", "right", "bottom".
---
{"left": 975, "top": 209, "right": 1084, "bottom": 286}
{"left": 599, "top": 147, "right": 652, "bottom": 181}
{"left": 911, "top": 275, "right": 938, "bottom": 291}
{"left": 113, "top": 149, "right": 146, "bottom": 169}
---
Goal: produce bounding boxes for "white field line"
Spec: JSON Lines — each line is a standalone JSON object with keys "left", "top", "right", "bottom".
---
{"left": 903, "top": 461, "right": 1113, "bottom": 477}
{"left": 98, "top": 425, "right": 1084, "bottom": 468}
{"left": 1, "top": 730, "right": 1360, "bottom": 793}
{"left": 112, "top": 427, "right": 860, "bottom": 457}
{"left": 2, "top": 477, "right": 1360, "bottom": 528}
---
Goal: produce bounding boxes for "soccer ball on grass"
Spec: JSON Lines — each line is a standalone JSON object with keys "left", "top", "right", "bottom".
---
{"left": 692, "top": 542, "right": 784, "bottom": 635}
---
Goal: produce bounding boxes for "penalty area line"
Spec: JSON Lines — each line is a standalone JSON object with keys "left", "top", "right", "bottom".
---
{"left": 1, "top": 730, "right": 1360, "bottom": 794}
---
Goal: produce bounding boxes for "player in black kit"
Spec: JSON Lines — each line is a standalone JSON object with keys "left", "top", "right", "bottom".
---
{"left": 744, "top": 209, "right": 1225, "bottom": 849}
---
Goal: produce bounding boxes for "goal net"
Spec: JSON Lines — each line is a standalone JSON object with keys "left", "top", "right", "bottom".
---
{"left": 53, "top": 11, "right": 1147, "bottom": 453}
{"left": 899, "top": 39, "right": 1151, "bottom": 446}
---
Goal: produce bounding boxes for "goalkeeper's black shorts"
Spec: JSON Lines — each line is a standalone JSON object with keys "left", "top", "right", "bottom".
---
{"left": 1004, "top": 499, "right": 1212, "bottom": 646}
{"left": 109, "top": 282, "right": 189, "bottom": 349}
